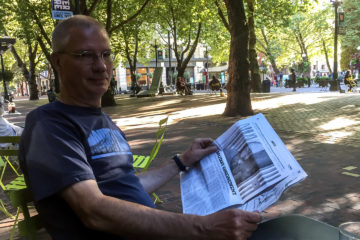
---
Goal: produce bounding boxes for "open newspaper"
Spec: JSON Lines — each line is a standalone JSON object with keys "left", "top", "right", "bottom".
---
{"left": 180, "top": 113, "right": 307, "bottom": 215}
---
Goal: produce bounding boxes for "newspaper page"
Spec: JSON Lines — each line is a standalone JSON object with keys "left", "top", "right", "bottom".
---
{"left": 181, "top": 150, "right": 241, "bottom": 215}
{"left": 181, "top": 113, "right": 307, "bottom": 215}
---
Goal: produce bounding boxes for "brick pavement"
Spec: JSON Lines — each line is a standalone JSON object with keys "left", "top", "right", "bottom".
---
{"left": 1, "top": 90, "right": 360, "bottom": 239}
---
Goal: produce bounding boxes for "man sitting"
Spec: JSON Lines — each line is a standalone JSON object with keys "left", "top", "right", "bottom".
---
{"left": 19, "top": 15, "right": 261, "bottom": 240}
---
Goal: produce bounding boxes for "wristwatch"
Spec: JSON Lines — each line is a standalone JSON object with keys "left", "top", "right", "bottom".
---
{"left": 172, "top": 154, "right": 190, "bottom": 172}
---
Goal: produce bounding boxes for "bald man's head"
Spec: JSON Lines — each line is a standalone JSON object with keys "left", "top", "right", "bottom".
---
{"left": 52, "top": 15, "right": 108, "bottom": 53}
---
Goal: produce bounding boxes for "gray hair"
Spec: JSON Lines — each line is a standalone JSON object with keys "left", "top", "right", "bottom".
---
{"left": 52, "top": 15, "right": 108, "bottom": 53}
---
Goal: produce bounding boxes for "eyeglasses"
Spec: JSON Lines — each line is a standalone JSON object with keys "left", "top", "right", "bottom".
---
{"left": 57, "top": 50, "right": 113, "bottom": 64}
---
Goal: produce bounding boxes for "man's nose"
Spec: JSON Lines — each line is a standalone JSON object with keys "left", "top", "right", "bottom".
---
{"left": 92, "top": 55, "right": 108, "bottom": 72}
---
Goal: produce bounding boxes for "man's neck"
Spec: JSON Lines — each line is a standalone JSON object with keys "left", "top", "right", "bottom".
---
{"left": 58, "top": 95, "right": 101, "bottom": 108}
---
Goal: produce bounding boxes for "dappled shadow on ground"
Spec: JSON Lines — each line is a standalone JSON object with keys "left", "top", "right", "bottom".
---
{"left": 3, "top": 92, "right": 360, "bottom": 226}
{"left": 103, "top": 93, "right": 360, "bottom": 225}
{"left": 263, "top": 133, "right": 360, "bottom": 227}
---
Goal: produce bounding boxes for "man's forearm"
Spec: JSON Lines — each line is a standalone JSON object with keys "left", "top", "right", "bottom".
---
{"left": 62, "top": 181, "right": 202, "bottom": 240}
{"left": 137, "top": 159, "right": 180, "bottom": 194}
{"left": 62, "top": 179, "right": 261, "bottom": 240}
{"left": 89, "top": 195, "right": 203, "bottom": 240}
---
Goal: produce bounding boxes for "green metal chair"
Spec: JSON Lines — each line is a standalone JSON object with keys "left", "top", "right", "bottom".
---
{"left": 0, "top": 136, "right": 43, "bottom": 240}
{"left": 133, "top": 117, "right": 168, "bottom": 204}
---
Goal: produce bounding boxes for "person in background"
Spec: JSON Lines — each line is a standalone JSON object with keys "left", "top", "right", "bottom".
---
{"left": 0, "top": 99, "right": 23, "bottom": 148}
{"left": 344, "top": 70, "right": 355, "bottom": 92}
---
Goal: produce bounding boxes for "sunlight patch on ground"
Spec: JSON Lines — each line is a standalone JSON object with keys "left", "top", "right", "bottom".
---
{"left": 309, "top": 117, "right": 320, "bottom": 122}
{"left": 138, "top": 99, "right": 183, "bottom": 111}
{"left": 319, "top": 117, "right": 360, "bottom": 131}
{"left": 316, "top": 131, "right": 354, "bottom": 144}
{"left": 113, "top": 103, "right": 226, "bottom": 130}
{"left": 252, "top": 94, "right": 334, "bottom": 110}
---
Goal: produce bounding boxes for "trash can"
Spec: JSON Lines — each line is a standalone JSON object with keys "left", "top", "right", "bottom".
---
{"left": 262, "top": 79, "right": 271, "bottom": 93}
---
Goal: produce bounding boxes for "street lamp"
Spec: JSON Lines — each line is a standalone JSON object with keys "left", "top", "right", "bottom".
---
{"left": 167, "top": 31, "right": 173, "bottom": 86}
{"left": 0, "top": 37, "right": 16, "bottom": 101}
{"left": 330, "top": 0, "right": 343, "bottom": 91}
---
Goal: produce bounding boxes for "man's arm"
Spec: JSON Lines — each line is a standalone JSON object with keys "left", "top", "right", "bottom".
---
{"left": 60, "top": 179, "right": 261, "bottom": 240}
{"left": 137, "top": 138, "right": 218, "bottom": 194}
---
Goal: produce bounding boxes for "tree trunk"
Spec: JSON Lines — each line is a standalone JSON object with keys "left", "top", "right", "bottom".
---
{"left": 246, "top": 0, "right": 261, "bottom": 93}
{"left": 223, "top": 0, "right": 253, "bottom": 117}
{"left": 28, "top": 46, "right": 39, "bottom": 100}
{"left": 176, "top": 66, "right": 185, "bottom": 80}
{"left": 323, "top": 39, "right": 332, "bottom": 73}
{"left": 20, "top": 82, "right": 24, "bottom": 96}
{"left": 269, "top": 57, "right": 280, "bottom": 75}
{"left": 101, "top": 88, "right": 116, "bottom": 106}
{"left": 28, "top": 73, "right": 39, "bottom": 100}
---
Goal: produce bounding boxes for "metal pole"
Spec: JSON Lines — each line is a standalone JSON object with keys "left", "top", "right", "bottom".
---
{"left": 206, "top": 46, "right": 209, "bottom": 89}
{"left": 333, "top": 3, "right": 339, "bottom": 90}
{"left": 168, "top": 31, "right": 172, "bottom": 85}
{"left": 0, "top": 54, "right": 9, "bottom": 101}
{"left": 155, "top": 39, "right": 158, "bottom": 68}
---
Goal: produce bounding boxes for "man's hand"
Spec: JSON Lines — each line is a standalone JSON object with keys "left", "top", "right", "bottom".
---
{"left": 198, "top": 209, "right": 262, "bottom": 240}
{"left": 180, "top": 138, "right": 218, "bottom": 167}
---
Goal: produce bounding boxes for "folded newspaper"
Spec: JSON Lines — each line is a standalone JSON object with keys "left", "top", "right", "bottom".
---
{"left": 180, "top": 113, "right": 307, "bottom": 215}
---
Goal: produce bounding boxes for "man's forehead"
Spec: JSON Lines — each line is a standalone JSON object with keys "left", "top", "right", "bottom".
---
{"left": 67, "top": 26, "right": 108, "bottom": 38}
{"left": 65, "top": 27, "right": 110, "bottom": 48}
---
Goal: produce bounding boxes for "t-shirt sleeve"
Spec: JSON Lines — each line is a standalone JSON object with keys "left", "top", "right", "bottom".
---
{"left": 24, "top": 118, "right": 95, "bottom": 202}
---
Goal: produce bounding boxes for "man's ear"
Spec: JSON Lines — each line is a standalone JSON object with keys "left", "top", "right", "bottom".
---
{"left": 50, "top": 53, "right": 61, "bottom": 72}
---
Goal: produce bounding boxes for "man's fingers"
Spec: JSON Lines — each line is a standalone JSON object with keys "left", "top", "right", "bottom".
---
{"left": 195, "top": 138, "right": 214, "bottom": 148}
{"left": 201, "top": 145, "right": 218, "bottom": 156}
{"left": 244, "top": 211, "right": 262, "bottom": 223}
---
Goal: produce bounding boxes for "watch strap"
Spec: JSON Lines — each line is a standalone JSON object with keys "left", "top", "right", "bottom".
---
{"left": 172, "top": 154, "right": 188, "bottom": 172}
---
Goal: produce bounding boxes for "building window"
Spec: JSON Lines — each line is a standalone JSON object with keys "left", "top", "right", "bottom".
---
{"left": 321, "top": 65, "right": 325, "bottom": 70}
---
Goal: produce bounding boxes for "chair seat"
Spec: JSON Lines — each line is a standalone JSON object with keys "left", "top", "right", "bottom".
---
{"left": 249, "top": 214, "right": 338, "bottom": 240}
{"left": 5, "top": 175, "right": 27, "bottom": 191}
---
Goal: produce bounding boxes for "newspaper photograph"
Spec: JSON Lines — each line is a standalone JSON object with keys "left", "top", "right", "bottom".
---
{"left": 181, "top": 113, "right": 307, "bottom": 215}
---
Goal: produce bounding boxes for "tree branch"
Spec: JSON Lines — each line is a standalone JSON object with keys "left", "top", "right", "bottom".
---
{"left": 26, "top": 0, "right": 51, "bottom": 47}
{"left": 106, "top": 0, "right": 112, "bottom": 33}
{"left": 85, "top": 0, "right": 101, "bottom": 15}
{"left": 109, "top": 0, "right": 151, "bottom": 35}
{"left": 215, "top": 0, "right": 229, "bottom": 32}
{"left": 181, "top": 22, "right": 202, "bottom": 69}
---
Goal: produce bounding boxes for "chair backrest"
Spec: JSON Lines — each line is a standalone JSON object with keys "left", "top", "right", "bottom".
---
{"left": 0, "top": 136, "right": 21, "bottom": 156}
{"left": 0, "top": 136, "right": 21, "bottom": 190}
{"left": 143, "top": 117, "right": 168, "bottom": 170}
